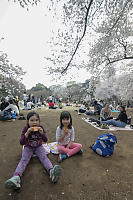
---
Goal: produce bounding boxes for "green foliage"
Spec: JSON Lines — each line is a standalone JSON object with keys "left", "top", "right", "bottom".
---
{"left": 31, "top": 83, "right": 47, "bottom": 91}
{"left": 28, "top": 83, "right": 51, "bottom": 98}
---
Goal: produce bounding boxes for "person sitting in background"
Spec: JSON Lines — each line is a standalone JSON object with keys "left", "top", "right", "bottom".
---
{"left": 13, "top": 96, "right": 19, "bottom": 110}
{"left": 93, "top": 100, "right": 103, "bottom": 115}
{"left": 0, "top": 98, "right": 9, "bottom": 111}
{"left": 84, "top": 104, "right": 94, "bottom": 116}
{"left": 100, "top": 106, "right": 127, "bottom": 127}
{"left": 100, "top": 104, "right": 113, "bottom": 121}
{"left": 58, "top": 100, "right": 62, "bottom": 109}
{"left": 109, "top": 103, "right": 115, "bottom": 111}
{"left": 27, "top": 100, "right": 35, "bottom": 110}
{"left": 3, "top": 98, "right": 19, "bottom": 116}
{"left": 49, "top": 100, "right": 56, "bottom": 109}
{"left": 79, "top": 102, "right": 86, "bottom": 113}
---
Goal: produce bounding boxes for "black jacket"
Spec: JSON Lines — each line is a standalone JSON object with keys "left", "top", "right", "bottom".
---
{"left": 0, "top": 102, "right": 9, "bottom": 111}
{"left": 116, "top": 111, "right": 127, "bottom": 123}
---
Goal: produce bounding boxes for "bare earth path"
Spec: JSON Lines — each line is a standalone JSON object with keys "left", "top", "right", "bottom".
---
{"left": 1, "top": 107, "right": 133, "bottom": 200}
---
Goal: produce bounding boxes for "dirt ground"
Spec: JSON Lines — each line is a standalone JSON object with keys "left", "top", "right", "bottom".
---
{"left": 1, "top": 107, "right": 133, "bottom": 200}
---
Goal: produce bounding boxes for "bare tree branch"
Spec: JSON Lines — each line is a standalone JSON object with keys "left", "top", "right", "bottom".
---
{"left": 106, "top": 37, "right": 133, "bottom": 65}
{"left": 117, "top": 38, "right": 127, "bottom": 58}
{"left": 61, "top": 0, "right": 94, "bottom": 74}
{"left": 107, "top": 56, "right": 133, "bottom": 65}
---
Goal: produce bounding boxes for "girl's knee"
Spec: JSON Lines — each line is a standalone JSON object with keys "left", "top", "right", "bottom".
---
{"left": 57, "top": 145, "right": 64, "bottom": 151}
{"left": 75, "top": 143, "right": 82, "bottom": 148}
{"left": 57, "top": 147, "right": 62, "bottom": 153}
{"left": 57, "top": 147, "right": 61, "bottom": 152}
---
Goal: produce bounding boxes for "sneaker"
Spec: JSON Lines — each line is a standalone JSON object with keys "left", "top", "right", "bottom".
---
{"left": 127, "top": 117, "right": 131, "bottom": 125}
{"left": 58, "top": 153, "right": 68, "bottom": 163}
{"left": 77, "top": 149, "right": 83, "bottom": 155}
{"left": 96, "top": 124, "right": 101, "bottom": 127}
{"left": 91, "top": 122, "right": 97, "bottom": 126}
{"left": 5, "top": 176, "right": 21, "bottom": 189}
{"left": 50, "top": 165, "right": 62, "bottom": 183}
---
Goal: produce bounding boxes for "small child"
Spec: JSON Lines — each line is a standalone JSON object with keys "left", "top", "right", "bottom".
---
{"left": 5, "top": 111, "right": 62, "bottom": 189}
{"left": 56, "top": 111, "right": 83, "bottom": 162}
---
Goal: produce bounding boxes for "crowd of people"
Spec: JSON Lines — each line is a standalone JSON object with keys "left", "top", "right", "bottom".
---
{"left": 78, "top": 100, "right": 103, "bottom": 116}
{"left": 22, "top": 93, "right": 63, "bottom": 110}
{"left": 78, "top": 100, "right": 130, "bottom": 128}
{"left": 0, "top": 93, "right": 64, "bottom": 121}
{"left": 0, "top": 94, "right": 130, "bottom": 128}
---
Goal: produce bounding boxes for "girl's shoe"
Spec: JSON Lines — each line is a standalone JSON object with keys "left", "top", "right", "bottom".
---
{"left": 58, "top": 153, "right": 68, "bottom": 163}
{"left": 50, "top": 165, "right": 62, "bottom": 183}
{"left": 77, "top": 149, "right": 83, "bottom": 155}
{"left": 5, "top": 176, "right": 21, "bottom": 189}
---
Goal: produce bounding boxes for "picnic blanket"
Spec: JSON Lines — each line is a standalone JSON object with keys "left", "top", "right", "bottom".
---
{"left": 82, "top": 118, "right": 133, "bottom": 131}
{"left": 111, "top": 110, "right": 120, "bottom": 113}
{"left": 48, "top": 142, "right": 59, "bottom": 154}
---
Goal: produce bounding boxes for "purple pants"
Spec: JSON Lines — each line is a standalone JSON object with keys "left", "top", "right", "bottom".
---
{"left": 14, "top": 145, "right": 53, "bottom": 177}
{"left": 57, "top": 142, "right": 82, "bottom": 157}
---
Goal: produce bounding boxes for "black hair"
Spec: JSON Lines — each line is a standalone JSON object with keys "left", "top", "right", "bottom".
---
{"left": 120, "top": 106, "right": 126, "bottom": 112}
{"left": 60, "top": 111, "right": 72, "bottom": 129}
{"left": 8, "top": 98, "right": 14, "bottom": 104}
{"left": 26, "top": 111, "right": 40, "bottom": 128}
{"left": 94, "top": 100, "right": 97, "bottom": 105}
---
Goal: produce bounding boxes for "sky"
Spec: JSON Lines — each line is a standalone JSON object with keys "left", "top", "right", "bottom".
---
{"left": 0, "top": 0, "right": 90, "bottom": 89}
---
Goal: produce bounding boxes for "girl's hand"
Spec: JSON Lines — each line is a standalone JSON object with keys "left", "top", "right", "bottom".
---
{"left": 64, "top": 127, "right": 69, "bottom": 135}
{"left": 66, "top": 144, "right": 70, "bottom": 149}
{"left": 25, "top": 127, "right": 33, "bottom": 138}
{"left": 66, "top": 141, "right": 72, "bottom": 149}
{"left": 38, "top": 127, "right": 43, "bottom": 135}
{"left": 64, "top": 129, "right": 69, "bottom": 135}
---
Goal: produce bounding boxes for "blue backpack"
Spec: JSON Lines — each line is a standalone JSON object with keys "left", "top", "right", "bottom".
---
{"left": 91, "top": 133, "right": 117, "bottom": 157}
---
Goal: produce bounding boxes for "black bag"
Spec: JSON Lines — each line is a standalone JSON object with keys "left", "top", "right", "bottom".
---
{"left": 88, "top": 118, "right": 100, "bottom": 124}
{"left": 18, "top": 113, "right": 26, "bottom": 120}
